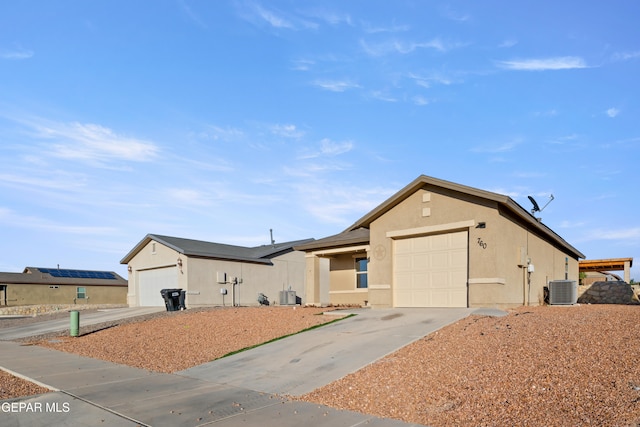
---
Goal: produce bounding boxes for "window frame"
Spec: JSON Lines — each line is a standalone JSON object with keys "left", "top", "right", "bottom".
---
{"left": 355, "top": 257, "right": 368, "bottom": 289}
{"left": 76, "top": 287, "right": 87, "bottom": 299}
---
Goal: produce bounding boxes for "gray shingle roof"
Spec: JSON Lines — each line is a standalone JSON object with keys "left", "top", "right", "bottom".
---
{"left": 294, "top": 228, "right": 370, "bottom": 252}
{"left": 0, "top": 267, "right": 127, "bottom": 286}
{"left": 294, "top": 175, "right": 584, "bottom": 260}
{"left": 120, "top": 234, "right": 314, "bottom": 265}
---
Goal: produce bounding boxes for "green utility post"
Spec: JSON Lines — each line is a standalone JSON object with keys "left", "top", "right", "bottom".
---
{"left": 70, "top": 310, "right": 80, "bottom": 337}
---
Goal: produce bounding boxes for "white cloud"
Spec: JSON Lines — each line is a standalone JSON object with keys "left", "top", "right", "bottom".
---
{"left": 361, "top": 20, "right": 410, "bottom": 34}
{"left": 580, "top": 227, "right": 640, "bottom": 243}
{"left": 296, "top": 138, "right": 354, "bottom": 160}
{"left": 0, "top": 207, "right": 115, "bottom": 235}
{"left": 295, "top": 183, "right": 393, "bottom": 225}
{"left": 442, "top": 6, "right": 470, "bottom": 22}
{"left": 547, "top": 133, "right": 579, "bottom": 145}
{"left": 472, "top": 138, "right": 522, "bottom": 153}
{"left": 34, "top": 121, "right": 158, "bottom": 162}
{"left": 499, "top": 39, "right": 518, "bottom": 48}
{"left": 559, "top": 220, "right": 588, "bottom": 228}
{"left": 0, "top": 47, "right": 33, "bottom": 60}
{"left": 252, "top": 3, "right": 294, "bottom": 29}
{"left": 361, "top": 38, "right": 462, "bottom": 56}
{"left": 0, "top": 172, "right": 87, "bottom": 191}
{"left": 320, "top": 138, "right": 353, "bottom": 156}
{"left": 612, "top": 51, "right": 640, "bottom": 61}
{"left": 312, "top": 79, "right": 360, "bottom": 92}
{"left": 291, "top": 58, "right": 315, "bottom": 71}
{"left": 534, "top": 109, "right": 558, "bottom": 117}
{"left": 413, "top": 96, "right": 429, "bottom": 106}
{"left": 497, "top": 56, "right": 588, "bottom": 71}
{"left": 270, "top": 124, "right": 305, "bottom": 138}
{"left": 370, "top": 91, "right": 397, "bottom": 103}
{"left": 166, "top": 188, "right": 212, "bottom": 206}
{"left": 408, "top": 72, "right": 455, "bottom": 89}
{"left": 606, "top": 108, "right": 620, "bottom": 118}
{"left": 199, "top": 125, "right": 244, "bottom": 141}
{"left": 302, "top": 9, "right": 352, "bottom": 26}
{"left": 179, "top": 0, "right": 207, "bottom": 29}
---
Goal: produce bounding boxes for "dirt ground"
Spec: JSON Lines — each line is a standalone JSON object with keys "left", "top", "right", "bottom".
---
{"left": 300, "top": 304, "right": 640, "bottom": 426}
{"left": 2, "top": 304, "right": 640, "bottom": 426}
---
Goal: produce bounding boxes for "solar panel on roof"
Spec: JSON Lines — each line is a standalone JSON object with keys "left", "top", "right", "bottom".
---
{"left": 39, "top": 268, "right": 116, "bottom": 280}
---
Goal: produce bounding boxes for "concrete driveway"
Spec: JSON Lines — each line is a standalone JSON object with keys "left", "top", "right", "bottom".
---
{"left": 1, "top": 306, "right": 505, "bottom": 426}
{"left": 178, "top": 307, "right": 503, "bottom": 396}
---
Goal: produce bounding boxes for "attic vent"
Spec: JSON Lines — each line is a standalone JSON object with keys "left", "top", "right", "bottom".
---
{"left": 549, "top": 280, "right": 577, "bottom": 305}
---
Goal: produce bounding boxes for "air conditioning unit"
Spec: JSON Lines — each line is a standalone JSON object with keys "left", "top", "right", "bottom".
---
{"left": 279, "top": 290, "right": 297, "bottom": 305}
{"left": 549, "top": 280, "right": 577, "bottom": 305}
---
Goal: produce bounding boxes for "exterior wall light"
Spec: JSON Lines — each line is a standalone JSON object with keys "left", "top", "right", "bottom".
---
{"left": 177, "top": 258, "right": 183, "bottom": 267}
{"left": 127, "top": 265, "right": 132, "bottom": 273}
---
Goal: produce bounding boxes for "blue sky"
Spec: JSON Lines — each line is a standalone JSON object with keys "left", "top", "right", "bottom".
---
{"left": 1, "top": 1, "right": 638, "bottom": 280}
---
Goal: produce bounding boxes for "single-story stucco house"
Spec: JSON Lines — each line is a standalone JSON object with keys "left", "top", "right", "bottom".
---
{"left": 0, "top": 267, "right": 128, "bottom": 306}
{"left": 121, "top": 234, "right": 313, "bottom": 307}
{"left": 295, "top": 175, "right": 585, "bottom": 309}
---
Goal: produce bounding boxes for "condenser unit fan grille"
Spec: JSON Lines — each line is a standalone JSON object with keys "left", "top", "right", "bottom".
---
{"left": 549, "top": 280, "right": 577, "bottom": 305}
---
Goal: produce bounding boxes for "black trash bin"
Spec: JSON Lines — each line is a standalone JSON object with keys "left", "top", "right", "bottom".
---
{"left": 160, "top": 288, "right": 182, "bottom": 312}
{"left": 178, "top": 290, "right": 187, "bottom": 310}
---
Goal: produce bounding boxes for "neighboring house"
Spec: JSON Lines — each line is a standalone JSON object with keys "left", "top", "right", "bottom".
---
{"left": 0, "top": 267, "right": 128, "bottom": 306}
{"left": 295, "top": 175, "right": 585, "bottom": 309}
{"left": 121, "top": 234, "right": 313, "bottom": 307}
{"left": 579, "top": 258, "right": 633, "bottom": 284}
{"left": 580, "top": 271, "right": 622, "bottom": 287}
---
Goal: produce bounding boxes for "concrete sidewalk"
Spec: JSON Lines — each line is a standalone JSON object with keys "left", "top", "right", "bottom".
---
{"left": 0, "top": 307, "right": 505, "bottom": 426}
{"left": 0, "top": 307, "right": 165, "bottom": 341}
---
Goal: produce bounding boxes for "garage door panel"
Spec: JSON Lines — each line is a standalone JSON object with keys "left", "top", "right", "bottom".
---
{"left": 138, "top": 267, "right": 178, "bottom": 307}
{"left": 430, "top": 234, "right": 449, "bottom": 250}
{"left": 431, "top": 252, "right": 450, "bottom": 268}
{"left": 393, "top": 231, "right": 468, "bottom": 308}
{"left": 395, "top": 255, "right": 413, "bottom": 271}
{"left": 450, "top": 231, "right": 468, "bottom": 248}
{"left": 395, "top": 239, "right": 412, "bottom": 254}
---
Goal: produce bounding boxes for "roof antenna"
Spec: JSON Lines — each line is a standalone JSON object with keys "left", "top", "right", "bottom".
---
{"left": 270, "top": 229, "right": 275, "bottom": 247}
{"left": 528, "top": 194, "right": 554, "bottom": 217}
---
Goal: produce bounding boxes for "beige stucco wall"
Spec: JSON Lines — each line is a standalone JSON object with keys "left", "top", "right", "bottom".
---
{"left": 4, "top": 284, "right": 126, "bottom": 306}
{"left": 126, "top": 240, "right": 185, "bottom": 306}
{"left": 185, "top": 250, "right": 306, "bottom": 307}
{"left": 126, "top": 240, "right": 307, "bottom": 307}
{"left": 361, "top": 185, "right": 580, "bottom": 309}
{"left": 368, "top": 187, "right": 499, "bottom": 308}
{"left": 326, "top": 253, "right": 370, "bottom": 306}
{"left": 470, "top": 208, "right": 580, "bottom": 308}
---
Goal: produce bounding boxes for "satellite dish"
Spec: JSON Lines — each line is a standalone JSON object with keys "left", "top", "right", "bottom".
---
{"left": 528, "top": 194, "right": 554, "bottom": 216}
{"left": 528, "top": 196, "right": 540, "bottom": 214}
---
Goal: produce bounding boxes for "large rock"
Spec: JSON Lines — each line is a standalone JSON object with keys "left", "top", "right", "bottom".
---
{"left": 577, "top": 281, "right": 637, "bottom": 304}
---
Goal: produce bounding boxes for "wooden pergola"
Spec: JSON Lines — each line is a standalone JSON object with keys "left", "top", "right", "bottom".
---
{"left": 579, "top": 258, "right": 633, "bottom": 283}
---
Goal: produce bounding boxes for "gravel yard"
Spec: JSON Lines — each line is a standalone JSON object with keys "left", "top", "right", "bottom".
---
{"left": 0, "top": 370, "right": 51, "bottom": 400}
{"left": 35, "top": 306, "right": 341, "bottom": 373}
{"left": 301, "top": 304, "right": 640, "bottom": 426}
{"left": 3, "top": 304, "right": 640, "bottom": 426}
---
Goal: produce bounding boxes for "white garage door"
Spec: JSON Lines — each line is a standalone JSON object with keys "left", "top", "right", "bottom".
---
{"left": 393, "top": 231, "right": 468, "bottom": 307}
{"left": 138, "top": 267, "right": 178, "bottom": 306}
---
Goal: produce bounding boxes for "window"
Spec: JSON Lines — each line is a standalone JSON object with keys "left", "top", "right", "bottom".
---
{"left": 355, "top": 257, "right": 368, "bottom": 288}
{"left": 76, "top": 287, "right": 87, "bottom": 299}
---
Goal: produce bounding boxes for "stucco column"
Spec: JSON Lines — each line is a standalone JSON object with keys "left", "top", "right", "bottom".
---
{"left": 304, "top": 254, "right": 321, "bottom": 306}
{"left": 624, "top": 260, "right": 631, "bottom": 283}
